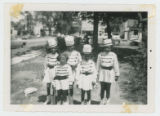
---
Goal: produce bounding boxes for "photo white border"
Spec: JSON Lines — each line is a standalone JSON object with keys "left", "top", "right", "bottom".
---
{"left": 3, "top": 3, "right": 156, "bottom": 113}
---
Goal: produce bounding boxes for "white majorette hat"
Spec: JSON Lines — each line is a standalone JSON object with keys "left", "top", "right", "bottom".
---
{"left": 65, "top": 35, "right": 74, "bottom": 46}
{"left": 83, "top": 44, "right": 92, "bottom": 54}
{"left": 61, "top": 34, "right": 65, "bottom": 38}
{"left": 57, "top": 33, "right": 61, "bottom": 37}
{"left": 47, "top": 38, "right": 57, "bottom": 48}
{"left": 102, "top": 39, "right": 113, "bottom": 47}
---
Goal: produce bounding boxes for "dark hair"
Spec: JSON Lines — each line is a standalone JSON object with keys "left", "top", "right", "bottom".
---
{"left": 57, "top": 52, "right": 68, "bottom": 61}
{"left": 45, "top": 43, "right": 58, "bottom": 54}
{"left": 45, "top": 43, "right": 51, "bottom": 53}
{"left": 82, "top": 53, "right": 92, "bottom": 60}
{"left": 57, "top": 36, "right": 67, "bottom": 52}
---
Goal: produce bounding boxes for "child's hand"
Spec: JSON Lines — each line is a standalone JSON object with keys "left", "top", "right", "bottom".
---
{"left": 51, "top": 81, "right": 55, "bottom": 86}
{"left": 97, "top": 73, "right": 99, "bottom": 79}
{"left": 92, "top": 82, "right": 96, "bottom": 86}
{"left": 75, "top": 80, "right": 79, "bottom": 88}
{"left": 69, "top": 81, "right": 73, "bottom": 85}
{"left": 92, "top": 82, "right": 98, "bottom": 89}
{"left": 69, "top": 85, "right": 73, "bottom": 89}
{"left": 115, "top": 76, "right": 119, "bottom": 81}
{"left": 76, "top": 84, "right": 79, "bottom": 88}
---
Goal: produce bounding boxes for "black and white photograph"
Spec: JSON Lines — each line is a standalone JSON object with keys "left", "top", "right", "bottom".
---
{"left": 3, "top": 3, "right": 155, "bottom": 112}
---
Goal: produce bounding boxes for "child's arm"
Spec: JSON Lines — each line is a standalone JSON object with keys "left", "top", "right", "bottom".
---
{"left": 56, "top": 53, "right": 59, "bottom": 65}
{"left": 75, "top": 64, "right": 80, "bottom": 82}
{"left": 78, "top": 52, "right": 82, "bottom": 63}
{"left": 96, "top": 54, "right": 101, "bottom": 80}
{"left": 92, "top": 61, "right": 97, "bottom": 83}
{"left": 44, "top": 55, "right": 48, "bottom": 69}
{"left": 113, "top": 53, "right": 120, "bottom": 80}
{"left": 50, "top": 66, "right": 56, "bottom": 81}
{"left": 68, "top": 65, "right": 74, "bottom": 85}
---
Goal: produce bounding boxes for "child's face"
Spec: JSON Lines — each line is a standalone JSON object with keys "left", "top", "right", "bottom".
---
{"left": 67, "top": 46, "right": 74, "bottom": 51}
{"left": 84, "top": 54, "right": 90, "bottom": 60}
{"left": 60, "top": 55, "right": 67, "bottom": 65}
{"left": 50, "top": 47, "right": 57, "bottom": 54}
{"left": 103, "top": 46, "right": 111, "bottom": 53}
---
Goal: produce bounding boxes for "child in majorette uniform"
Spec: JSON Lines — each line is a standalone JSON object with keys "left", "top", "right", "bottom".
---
{"left": 51, "top": 53, "right": 73, "bottom": 105}
{"left": 97, "top": 39, "right": 120, "bottom": 105}
{"left": 42, "top": 38, "right": 59, "bottom": 104}
{"left": 76, "top": 44, "right": 97, "bottom": 105}
{"left": 64, "top": 35, "right": 82, "bottom": 104}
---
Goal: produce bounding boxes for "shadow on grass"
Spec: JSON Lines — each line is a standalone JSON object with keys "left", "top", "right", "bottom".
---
{"left": 38, "top": 95, "right": 47, "bottom": 102}
{"left": 37, "top": 97, "right": 100, "bottom": 105}
{"left": 73, "top": 100, "right": 100, "bottom": 105}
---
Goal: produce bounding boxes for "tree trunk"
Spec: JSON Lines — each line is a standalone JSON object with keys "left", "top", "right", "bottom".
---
{"left": 93, "top": 12, "right": 99, "bottom": 52}
{"left": 49, "top": 27, "right": 52, "bottom": 36}
{"left": 138, "top": 13, "right": 147, "bottom": 48}
{"left": 106, "top": 17, "right": 112, "bottom": 39}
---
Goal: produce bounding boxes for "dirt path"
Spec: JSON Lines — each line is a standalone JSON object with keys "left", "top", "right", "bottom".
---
{"left": 11, "top": 53, "right": 135, "bottom": 105}
{"left": 11, "top": 50, "right": 42, "bottom": 65}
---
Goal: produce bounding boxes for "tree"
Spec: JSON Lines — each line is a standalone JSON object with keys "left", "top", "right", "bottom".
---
{"left": 93, "top": 12, "right": 99, "bottom": 50}
{"left": 34, "top": 11, "right": 57, "bottom": 35}
{"left": 79, "top": 12, "right": 113, "bottom": 51}
{"left": 55, "top": 12, "right": 74, "bottom": 34}
{"left": 34, "top": 12, "right": 77, "bottom": 35}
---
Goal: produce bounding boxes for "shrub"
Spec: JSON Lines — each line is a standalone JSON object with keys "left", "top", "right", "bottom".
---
{"left": 123, "top": 47, "right": 147, "bottom": 104}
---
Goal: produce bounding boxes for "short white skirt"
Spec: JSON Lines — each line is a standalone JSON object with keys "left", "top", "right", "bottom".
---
{"left": 54, "top": 79, "right": 69, "bottom": 90}
{"left": 42, "top": 68, "right": 52, "bottom": 83}
{"left": 78, "top": 74, "right": 95, "bottom": 91}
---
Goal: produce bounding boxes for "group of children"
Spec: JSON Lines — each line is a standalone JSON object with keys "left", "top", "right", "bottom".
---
{"left": 42, "top": 35, "right": 120, "bottom": 105}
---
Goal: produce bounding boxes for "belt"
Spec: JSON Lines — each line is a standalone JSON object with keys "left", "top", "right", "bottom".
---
{"left": 71, "top": 65, "right": 77, "bottom": 70}
{"left": 47, "top": 65, "right": 54, "bottom": 69}
{"left": 82, "top": 72, "right": 92, "bottom": 76}
{"left": 54, "top": 76, "right": 68, "bottom": 80}
{"left": 101, "top": 66, "right": 113, "bottom": 70}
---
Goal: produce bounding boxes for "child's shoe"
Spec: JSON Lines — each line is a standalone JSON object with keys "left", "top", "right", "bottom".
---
{"left": 103, "top": 98, "right": 107, "bottom": 105}
{"left": 81, "top": 101, "right": 85, "bottom": 105}
{"left": 44, "top": 95, "right": 51, "bottom": 105}
{"left": 84, "top": 99, "right": 88, "bottom": 105}
{"left": 56, "top": 100, "right": 61, "bottom": 105}
{"left": 63, "top": 101, "right": 69, "bottom": 105}
{"left": 87, "top": 100, "right": 91, "bottom": 105}
{"left": 69, "top": 96, "right": 73, "bottom": 104}
{"left": 100, "top": 98, "right": 105, "bottom": 105}
{"left": 106, "top": 98, "right": 110, "bottom": 104}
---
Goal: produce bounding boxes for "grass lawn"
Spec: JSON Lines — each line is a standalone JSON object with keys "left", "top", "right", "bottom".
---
{"left": 11, "top": 46, "right": 147, "bottom": 104}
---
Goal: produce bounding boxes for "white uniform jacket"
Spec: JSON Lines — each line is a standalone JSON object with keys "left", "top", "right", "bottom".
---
{"left": 76, "top": 59, "right": 97, "bottom": 90}
{"left": 65, "top": 50, "right": 82, "bottom": 82}
{"left": 97, "top": 52, "right": 120, "bottom": 83}
{"left": 67, "top": 50, "right": 82, "bottom": 67}
{"left": 51, "top": 64, "right": 73, "bottom": 90}
{"left": 43, "top": 53, "right": 59, "bottom": 83}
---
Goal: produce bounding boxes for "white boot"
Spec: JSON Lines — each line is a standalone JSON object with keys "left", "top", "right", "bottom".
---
{"left": 81, "top": 101, "right": 85, "bottom": 105}
{"left": 103, "top": 98, "right": 107, "bottom": 105}
{"left": 63, "top": 101, "right": 69, "bottom": 105}
{"left": 44, "top": 95, "right": 51, "bottom": 105}
{"left": 63, "top": 96, "right": 69, "bottom": 105}
{"left": 51, "top": 95, "right": 56, "bottom": 104}
{"left": 87, "top": 100, "right": 91, "bottom": 105}
{"left": 106, "top": 98, "right": 110, "bottom": 104}
{"left": 100, "top": 98, "right": 105, "bottom": 105}
{"left": 57, "top": 100, "right": 61, "bottom": 105}
{"left": 69, "top": 96, "right": 73, "bottom": 104}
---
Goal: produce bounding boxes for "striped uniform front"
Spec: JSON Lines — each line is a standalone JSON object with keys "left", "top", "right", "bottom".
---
{"left": 43, "top": 53, "right": 59, "bottom": 83}
{"left": 51, "top": 64, "right": 73, "bottom": 90}
{"left": 97, "top": 52, "right": 119, "bottom": 83}
{"left": 45, "top": 53, "right": 59, "bottom": 68}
